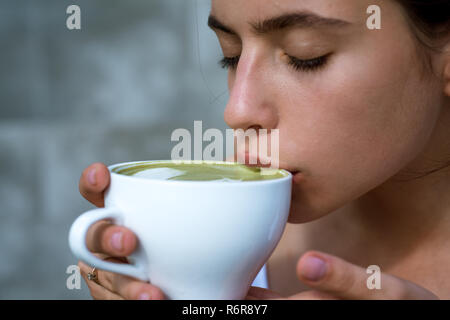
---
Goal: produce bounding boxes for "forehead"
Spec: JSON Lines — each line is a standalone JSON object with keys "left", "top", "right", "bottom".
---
{"left": 210, "top": 0, "right": 376, "bottom": 27}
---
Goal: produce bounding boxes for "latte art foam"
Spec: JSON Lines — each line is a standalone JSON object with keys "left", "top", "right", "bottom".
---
{"left": 112, "top": 161, "right": 287, "bottom": 182}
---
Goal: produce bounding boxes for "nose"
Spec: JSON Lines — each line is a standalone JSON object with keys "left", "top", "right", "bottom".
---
{"left": 223, "top": 50, "right": 279, "bottom": 131}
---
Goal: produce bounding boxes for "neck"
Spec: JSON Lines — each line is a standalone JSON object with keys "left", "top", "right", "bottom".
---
{"left": 354, "top": 169, "right": 450, "bottom": 234}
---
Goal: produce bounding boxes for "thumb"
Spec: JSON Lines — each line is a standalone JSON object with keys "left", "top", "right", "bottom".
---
{"left": 296, "top": 251, "right": 438, "bottom": 300}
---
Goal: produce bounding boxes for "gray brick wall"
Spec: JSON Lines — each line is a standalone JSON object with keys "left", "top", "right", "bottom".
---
{"left": 0, "top": 0, "right": 228, "bottom": 299}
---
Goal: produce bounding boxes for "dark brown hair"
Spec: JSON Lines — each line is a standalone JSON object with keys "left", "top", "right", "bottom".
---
{"left": 397, "top": 0, "right": 450, "bottom": 43}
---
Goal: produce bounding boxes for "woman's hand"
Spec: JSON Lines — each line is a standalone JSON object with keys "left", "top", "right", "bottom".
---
{"left": 246, "top": 251, "right": 438, "bottom": 300}
{"left": 77, "top": 163, "right": 166, "bottom": 300}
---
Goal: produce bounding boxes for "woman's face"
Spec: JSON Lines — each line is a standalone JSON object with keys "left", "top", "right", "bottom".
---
{"left": 209, "top": 0, "right": 445, "bottom": 223}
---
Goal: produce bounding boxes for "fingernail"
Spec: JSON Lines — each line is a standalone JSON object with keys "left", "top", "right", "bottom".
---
{"left": 301, "top": 256, "right": 327, "bottom": 281}
{"left": 110, "top": 232, "right": 123, "bottom": 252}
{"left": 87, "top": 168, "right": 97, "bottom": 185}
{"left": 138, "top": 292, "right": 151, "bottom": 300}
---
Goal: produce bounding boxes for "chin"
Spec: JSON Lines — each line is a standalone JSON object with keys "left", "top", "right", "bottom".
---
{"left": 287, "top": 201, "right": 318, "bottom": 224}
{"left": 286, "top": 192, "right": 340, "bottom": 224}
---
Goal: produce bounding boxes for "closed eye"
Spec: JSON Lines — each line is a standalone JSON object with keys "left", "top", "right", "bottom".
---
{"left": 219, "top": 54, "right": 330, "bottom": 72}
{"left": 219, "top": 55, "right": 240, "bottom": 69}
{"left": 286, "top": 54, "right": 330, "bottom": 72}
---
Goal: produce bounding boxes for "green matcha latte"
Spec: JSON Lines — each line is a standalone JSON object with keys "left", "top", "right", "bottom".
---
{"left": 112, "top": 161, "right": 288, "bottom": 182}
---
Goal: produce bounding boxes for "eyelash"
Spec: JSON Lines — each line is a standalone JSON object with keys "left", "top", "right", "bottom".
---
{"left": 219, "top": 54, "right": 329, "bottom": 72}
{"left": 219, "top": 56, "right": 240, "bottom": 69}
{"left": 287, "top": 54, "right": 329, "bottom": 72}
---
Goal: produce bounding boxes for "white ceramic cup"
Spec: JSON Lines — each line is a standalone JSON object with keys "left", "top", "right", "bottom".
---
{"left": 69, "top": 160, "right": 292, "bottom": 299}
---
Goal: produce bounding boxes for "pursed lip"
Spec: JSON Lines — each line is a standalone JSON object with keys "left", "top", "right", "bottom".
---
{"left": 283, "top": 169, "right": 303, "bottom": 184}
{"left": 290, "top": 171, "right": 304, "bottom": 184}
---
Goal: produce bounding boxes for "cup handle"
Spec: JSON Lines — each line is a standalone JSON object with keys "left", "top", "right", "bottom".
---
{"left": 68, "top": 207, "right": 149, "bottom": 281}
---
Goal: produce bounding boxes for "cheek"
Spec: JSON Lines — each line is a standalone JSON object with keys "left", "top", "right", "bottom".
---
{"left": 282, "top": 40, "right": 440, "bottom": 222}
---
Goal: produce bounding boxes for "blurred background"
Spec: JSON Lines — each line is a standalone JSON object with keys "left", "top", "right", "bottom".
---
{"left": 0, "top": 0, "right": 230, "bottom": 299}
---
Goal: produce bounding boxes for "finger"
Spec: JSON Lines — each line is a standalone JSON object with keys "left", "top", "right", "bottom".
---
{"left": 296, "top": 251, "right": 438, "bottom": 300}
{"left": 246, "top": 286, "right": 283, "bottom": 300}
{"left": 79, "top": 162, "right": 110, "bottom": 207}
{"left": 79, "top": 257, "right": 128, "bottom": 293}
{"left": 79, "top": 260, "right": 166, "bottom": 300}
{"left": 107, "top": 273, "right": 166, "bottom": 300}
{"left": 82, "top": 273, "right": 124, "bottom": 300}
{"left": 85, "top": 220, "right": 137, "bottom": 257}
{"left": 79, "top": 262, "right": 124, "bottom": 300}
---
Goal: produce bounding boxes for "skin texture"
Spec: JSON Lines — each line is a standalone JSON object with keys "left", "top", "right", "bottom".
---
{"left": 78, "top": 0, "right": 450, "bottom": 299}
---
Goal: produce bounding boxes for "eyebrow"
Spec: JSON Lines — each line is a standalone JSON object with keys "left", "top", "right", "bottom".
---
{"left": 207, "top": 12, "right": 351, "bottom": 35}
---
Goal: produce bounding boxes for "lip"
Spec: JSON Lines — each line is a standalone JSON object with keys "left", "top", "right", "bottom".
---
{"left": 291, "top": 171, "right": 303, "bottom": 184}
{"left": 278, "top": 168, "right": 302, "bottom": 184}
{"left": 267, "top": 164, "right": 303, "bottom": 184}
